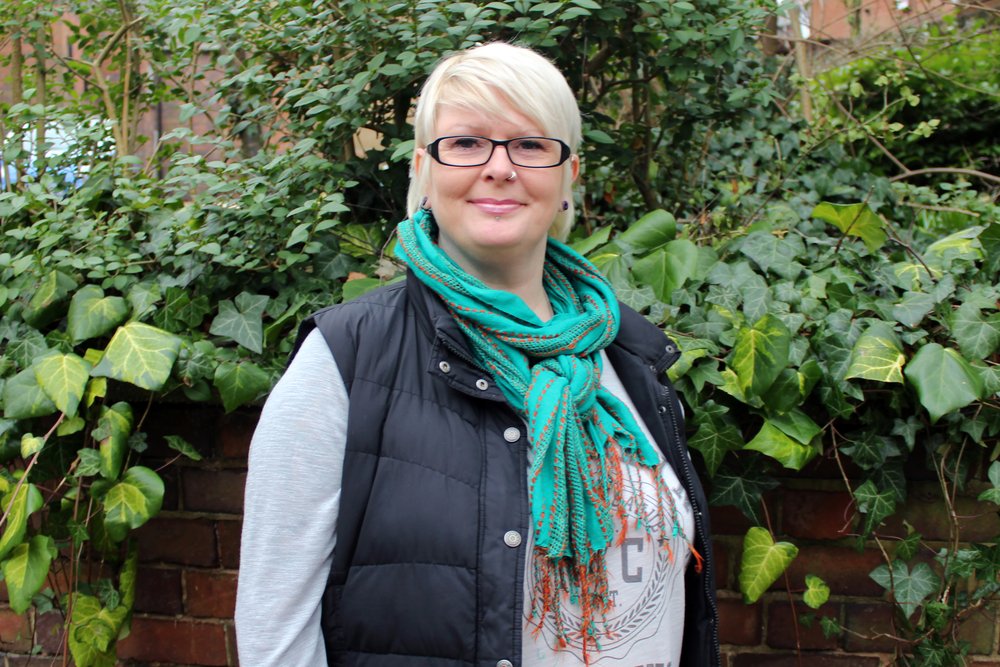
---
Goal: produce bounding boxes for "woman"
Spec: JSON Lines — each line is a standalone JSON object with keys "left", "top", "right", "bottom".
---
{"left": 236, "top": 42, "right": 719, "bottom": 667}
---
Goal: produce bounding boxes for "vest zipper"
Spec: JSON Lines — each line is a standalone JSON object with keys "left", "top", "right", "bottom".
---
{"left": 660, "top": 379, "right": 721, "bottom": 665}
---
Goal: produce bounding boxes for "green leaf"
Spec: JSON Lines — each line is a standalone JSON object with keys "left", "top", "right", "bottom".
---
{"left": 68, "top": 594, "right": 118, "bottom": 667}
{"left": 165, "top": 435, "right": 203, "bottom": 461}
{"left": 616, "top": 209, "right": 676, "bottom": 253}
{"left": 709, "top": 469, "right": 778, "bottom": 524}
{"left": 803, "top": 574, "right": 831, "bottom": 609}
{"left": 892, "top": 291, "right": 935, "bottom": 328}
{"left": 20, "top": 434, "right": 44, "bottom": 458}
{"left": 730, "top": 314, "right": 790, "bottom": 397}
{"left": 739, "top": 232, "right": 804, "bottom": 279}
{"left": 213, "top": 361, "right": 271, "bottom": 412}
{"left": 96, "top": 403, "right": 134, "bottom": 480}
{"left": 0, "top": 481, "right": 44, "bottom": 560}
{"left": 632, "top": 239, "right": 699, "bottom": 303}
{"left": 744, "top": 420, "right": 818, "bottom": 471}
{"left": 1, "top": 535, "right": 56, "bottom": 613}
{"left": 762, "top": 360, "right": 821, "bottom": 413}
{"left": 870, "top": 560, "right": 939, "bottom": 618}
{"left": 904, "top": 343, "right": 984, "bottom": 422}
{"left": 33, "top": 352, "right": 92, "bottom": 418}
{"left": 570, "top": 225, "right": 611, "bottom": 256}
{"left": 90, "top": 323, "right": 182, "bottom": 392}
{"left": 2, "top": 367, "right": 58, "bottom": 419}
{"left": 845, "top": 321, "right": 905, "bottom": 384}
{"left": 342, "top": 278, "right": 381, "bottom": 302}
{"left": 23, "top": 270, "right": 76, "bottom": 328}
{"left": 854, "top": 479, "right": 896, "bottom": 536}
{"left": 209, "top": 293, "right": 269, "bottom": 354}
{"left": 950, "top": 302, "right": 1000, "bottom": 361}
{"left": 978, "top": 461, "right": 1000, "bottom": 505}
{"left": 154, "top": 287, "right": 211, "bottom": 331}
{"left": 688, "top": 414, "right": 744, "bottom": 477}
{"left": 811, "top": 202, "right": 887, "bottom": 252}
{"left": 126, "top": 282, "right": 160, "bottom": 320}
{"left": 739, "top": 527, "right": 799, "bottom": 604}
{"left": 101, "top": 466, "right": 164, "bottom": 542}
{"left": 67, "top": 286, "right": 129, "bottom": 343}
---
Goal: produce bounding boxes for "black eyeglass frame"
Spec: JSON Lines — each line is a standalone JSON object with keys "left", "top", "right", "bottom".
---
{"left": 425, "top": 135, "right": 572, "bottom": 168}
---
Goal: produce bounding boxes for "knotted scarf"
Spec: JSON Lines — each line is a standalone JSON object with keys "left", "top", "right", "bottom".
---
{"left": 395, "top": 208, "right": 683, "bottom": 656}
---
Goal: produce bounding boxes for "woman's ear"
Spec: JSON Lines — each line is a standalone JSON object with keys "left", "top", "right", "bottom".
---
{"left": 570, "top": 154, "right": 580, "bottom": 182}
{"left": 413, "top": 146, "right": 426, "bottom": 174}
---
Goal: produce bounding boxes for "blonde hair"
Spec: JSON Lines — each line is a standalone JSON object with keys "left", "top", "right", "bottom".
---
{"left": 406, "top": 42, "right": 582, "bottom": 240}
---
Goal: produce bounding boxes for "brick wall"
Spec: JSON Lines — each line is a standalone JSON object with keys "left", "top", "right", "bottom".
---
{"left": 2, "top": 404, "right": 997, "bottom": 666}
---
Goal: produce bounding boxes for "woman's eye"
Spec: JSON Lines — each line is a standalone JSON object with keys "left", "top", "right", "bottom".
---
{"left": 449, "top": 137, "right": 485, "bottom": 150}
{"left": 514, "top": 139, "right": 544, "bottom": 151}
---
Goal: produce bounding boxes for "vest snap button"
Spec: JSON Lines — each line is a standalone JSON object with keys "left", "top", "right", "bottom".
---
{"left": 658, "top": 404, "right": 667, "bottom": 414}
{"left": 503, "top": 530, "right": 522, "bottom": 548}
{"left": 438, "top": 360, "right": 451, "bottom": 373}
{"left": 476, "top": 378, "right": 489, "bottom": 390}
{"left": 503, "top": 427, "right": 520, "bottom": 443}
{"left": 497, "top": 661, "right": 514, "bottom": 667}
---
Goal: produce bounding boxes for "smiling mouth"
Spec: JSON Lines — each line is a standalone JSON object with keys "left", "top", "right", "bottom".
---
{"left": 470, "top": 199, "right": 522, "bottom": 216}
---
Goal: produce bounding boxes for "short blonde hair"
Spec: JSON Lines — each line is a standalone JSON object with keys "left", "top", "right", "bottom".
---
{"left": 406, "top": 42, "right": 582, "bottom": 240}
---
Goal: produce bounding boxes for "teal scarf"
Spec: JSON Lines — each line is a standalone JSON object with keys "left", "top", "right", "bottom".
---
{"left": 395, "top": 208, "right": 674, "bottom": 649}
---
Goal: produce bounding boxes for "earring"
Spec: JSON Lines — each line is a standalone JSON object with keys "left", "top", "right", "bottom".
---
{"left": 419, "top": 196, "right": 431, "bottom": 210}
{"left": 561, "top": 200, "right": 569, "bottom": 211}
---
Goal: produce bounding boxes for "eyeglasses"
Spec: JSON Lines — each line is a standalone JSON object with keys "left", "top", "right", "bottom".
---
{"left": 426, "top": 135, "right": 572, "bottom": 168}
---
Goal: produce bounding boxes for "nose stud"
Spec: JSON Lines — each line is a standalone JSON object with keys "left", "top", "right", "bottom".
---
{"left": 505, "top": 171, "right": 517, "bottom": 182}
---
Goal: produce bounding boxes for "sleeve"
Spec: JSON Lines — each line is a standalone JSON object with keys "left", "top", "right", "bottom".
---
{"left": 235, "top": 328, "right": 348, "bottom": 666}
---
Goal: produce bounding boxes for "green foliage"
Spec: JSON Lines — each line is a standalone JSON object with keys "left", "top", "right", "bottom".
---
{"left": 739, "top": 526, "right": 799, "bottom": 604}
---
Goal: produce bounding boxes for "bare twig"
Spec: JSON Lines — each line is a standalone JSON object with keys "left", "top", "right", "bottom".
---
{"left": 890, "top": 168, "right": 1000, "bottom": 186}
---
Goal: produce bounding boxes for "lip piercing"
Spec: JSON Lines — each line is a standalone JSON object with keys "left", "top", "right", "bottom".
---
{"left": 505, "top": 171, "right": 517, "bottom": 182}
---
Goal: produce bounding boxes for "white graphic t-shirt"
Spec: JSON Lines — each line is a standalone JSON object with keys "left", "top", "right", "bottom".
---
{"left": 522, "top": 354, "right": 694, "bottom": 667}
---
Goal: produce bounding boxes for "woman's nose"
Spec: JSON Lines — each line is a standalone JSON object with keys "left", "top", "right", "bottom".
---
{"left": 482, "top": 142, "right": 516, "bottom": 179}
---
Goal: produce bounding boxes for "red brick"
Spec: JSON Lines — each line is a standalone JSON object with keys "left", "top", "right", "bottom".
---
{"left": 958, "top": 605, "right": 998, "bottom": 655}
{"left": 0, "top": 608, "right": 31, "bottom": 651}
{"left": 844, "top": 602, "right": 900, "bottom": 653}
{"left": 135, "top": 567, "right": 183, "bottom": 615}
{"left": 136, "top": 517, "right": 218, "bottom": 567}
{"left": 711, "top": 505, "right": 754, "bottom": 536}
{"left": 718, "top": 597, "right": 762, "bottom": 645}
{"left": 218, "top": 519, "right": 243, "bottom": 569}
{"left": 34, "top": 611, "right": 65, "bottom": 654}
{"left": 117, "top": 616, "right": 229, "bottom": 665}
{"left": 734, "top": 654, "right": 882, "bottom": 667}
{"left": 781, "top": 490, "right": 855, "bottom": 540}
{"left": 182, "top": 468, "right": 247, "bottom": 514}
{"left": 767, "top": 600, "right": 840, "bottom": 650}
{"left": 186, "top": 570, "right": 238, "bottom": 619}
{"left": 784, "top": 545, "right": 885, "bottom": 596}
{"left": 218, "top": 410, "right": 259, "bottom": 460}
{"left": 227, "top": 621, "right": 240, "bottom": 667}
{"left": 714, "top": 539, "right": 732, "bottom": 591}
{"left": 4, "top": 657, "right": 64, "bottom": 666}
{"left": 143, "top": 404, "right": 217, "bottom": 459}
{"left": 882, "top": 491, "right": 1000, "bottom": 542}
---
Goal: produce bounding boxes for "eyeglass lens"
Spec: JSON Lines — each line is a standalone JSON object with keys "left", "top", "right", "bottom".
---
{"left": 435, "top": 136, "right": 564, "bottom": 167}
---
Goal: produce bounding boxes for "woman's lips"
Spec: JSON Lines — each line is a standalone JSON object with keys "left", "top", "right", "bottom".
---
{"left": 470, "top": 198, "right": 522, "bottom": 216}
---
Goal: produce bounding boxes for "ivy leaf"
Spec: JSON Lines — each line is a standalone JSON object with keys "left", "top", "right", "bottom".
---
{"left": 213, "top": 361, "right": 271, "bottom": 412}
{"left": 739, "top": 526, "right": 799, "bottom": 603}
{"left": 854, "top": 479, "right": 896, "bottom": 536}
{"left": 1, "top": 535, "right": 56, "bottom": 613}
{"left": 101, "top": 466, "right": 165, "bottom": 542}
{"left": 126, "top": 282, "right": 161, "bottom": 320}
{"left": 891, "top": 292, "right": 935, "bottom": 328}
{"left": 870, "top": 560, "right": 940, "bottom": 618}
{"left": 841, "top": 432, "right": 900, "bottom": 470}
{"left": 33, "top": 352, "right": 92, "bottom": 418}
{"left": 90, "top": 323, "right": 182, "bottom": 392}
{"left": 687, "top": 414, "right": 744, "bottom": 477}
{"left": 3, "top": 366, "right": 58, "bottom": 420}
{"left": 744, "top": 419, "right": 818, "bottom": 471}
{"left": 729, "top": 313, "right": 790, "bottom": 398}
{"left": 762, "top": 360, "right": 821, "bottom": 413}
{"left": 165, "top": 435, "right": 203, "bottom": 462}
{"left": 804, "top": 574, "right": 831, "bottom": 609}
{"left": 67, "top": 285, "right": 129, "bottom": 343}
{"left": 949, "top": 302, "right": 1000, "bottom": 361}
{"left": 739, "top": 231, "right": 805, "bottom": 279}
{"left": 0, "top": 481, "right": 44, "bottom": 560}
{"left": 22, "top": 269, "right": 76, "bottom": 328}
{"left": 710, "top": 469, "right": 778, "bottom": 524}
{"left": 632, "top": 239, "right": 699, "bottom": 303}
{"left": 570, "top": 225, "right": 611, "bottom": 256}
{"left": 67, "top": 594, "right": 118, "bottom": 667}
{"left": 96, "top": 403, "right": 134, "bottom": 480}
{"left": 845, "top": 321, "right": 905, "bottom": 384}
{"left": 342, "top": 278, "right": 381, "bottom": 302}
{"left": 209, "top": 293, "right": 270, "bottom": 354}
{"left": 154, "top": 287, "right": 211, "bottom": 331}
{"left": 978, "top": 461, "right": 1000, "bottom": 505}
{"left": 615, "top": 209, "right": 676, "bottom": 253}
{"left": 811, "top": 202, "right": 887, "bottom": 252}
{"left": 904, "top": 343, "right": 983, "bottom": 422}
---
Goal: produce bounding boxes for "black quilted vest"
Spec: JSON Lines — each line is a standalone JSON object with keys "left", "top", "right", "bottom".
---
{"left": 295, "top": 273, "right": 719, "bottom": 667}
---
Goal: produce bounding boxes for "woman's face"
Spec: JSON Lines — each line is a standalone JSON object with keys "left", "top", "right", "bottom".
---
{"left": 414, "top": 100, "right": 578, "bottom": 281}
